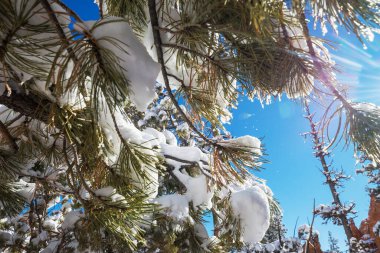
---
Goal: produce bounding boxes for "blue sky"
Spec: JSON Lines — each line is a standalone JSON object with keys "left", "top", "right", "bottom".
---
{"left": 228, "top": 27, "right": 380, "bottom": 249}
{"left": 64, "top": 0, "right": 380, "bottom": 250}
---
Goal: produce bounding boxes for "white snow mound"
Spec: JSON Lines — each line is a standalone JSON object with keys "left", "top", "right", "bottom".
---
{"left": 230, "top": 186, "right": 270, "bottom": 244}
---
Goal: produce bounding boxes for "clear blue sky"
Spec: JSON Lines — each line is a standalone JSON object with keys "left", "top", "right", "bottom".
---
{"left": 64, "top": 1, "right": 380, "bottom": 250}
{"left": 226, "top": 26, "right": 380, "bottom": 250}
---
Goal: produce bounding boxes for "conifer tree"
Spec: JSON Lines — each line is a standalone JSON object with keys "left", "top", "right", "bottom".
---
{"left": 0, "top": 0, "right": 379, "bottom": 252}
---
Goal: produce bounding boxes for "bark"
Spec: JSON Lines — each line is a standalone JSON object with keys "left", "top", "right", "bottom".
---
{"left": 0, "top": 90, "right": 51, "bottom": 123}
{"left": 0, "top": 120, "right": 18, "bottom": 154}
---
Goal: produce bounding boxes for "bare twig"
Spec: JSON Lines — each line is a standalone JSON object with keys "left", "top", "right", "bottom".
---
{"left": 304, "top": 101, "right": 353, "bottom": 244}
{"left": 305, "top": 199, "right": 316, "bottom": 253}
{"left": 293, "top": 216, "right": 299, "bottom": 238}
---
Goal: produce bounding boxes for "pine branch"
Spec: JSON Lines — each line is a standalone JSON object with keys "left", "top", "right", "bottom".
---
{"left": 147, "top": 0, "right": 217, "bottom": 147}
{"left": 40, "top": 0, "right": 78, "bottom": 63}
{"left": 296, "top": 4, "right": 353, "bottom": 111}
{"left": 164, "top": 154, "right": 208, "bottom": 166}
{"left": 51, "top": 0, "right": 84, "bottom": 23}
{"left": 0, "top": 90, "right": 51, "bottom": 123}
{"left": 297, "top": 4, "right": 380, "bottom": 164}
{"left": 161, "top": 43, "right": 229, "bottom": 75}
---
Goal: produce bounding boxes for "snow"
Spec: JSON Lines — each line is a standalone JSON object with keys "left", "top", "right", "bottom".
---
{"left": 315, "top": 202, "right": 356, "bottom": 216}
{"left": 172, "top": 169, "right": 213, "bottom": 209}
{"left": 230, "top": 185, "right": 270, "bottom": 244}
{"left": 142, "top": 127, "right": 167, "bottom": 144}
{"left": 0, "top": 231, "right": 12, "bottom": 245}
{"left": 43, "top": 219, "right": 57, "bottom": 231}
{"left": 161, "top": 144, "right": 208, "bottom": 164}
{"left": 176, "top": 122, "right": 189, "bottom": 132}
{"left": 79, "top": 187, "right": 90, "bottom": 200}
{"left": 95, "top": 187, "right": 127, "bottom": 203}
{"left": 8, "top": 0, "right": 73, "bottom": 103}
{"left": 373, "top": 221, "right": 380, "bottom": 236}
{"left": 156, "top": 194, "right": 189, "bottom": 220}
{"left": 76, "top": 17, "right": 160, "bottom": 111}
{"left": 162, "top": 130, "right": 177, "bottom": 146}
{"left": 155, "top": 135, "right": 214, "bottom": 215}
{"left": 0, "top": 2, "right": 284, "bottom": 250}
{"left": 61, "top": 210, "right": 84, "bottom": 231}
{"left": 14, "top": 179, "right": 35, "bottom": 202}
{"left": 297, "top": 224, "right": 320, "bottom": 240}
{"left": 94, "top": 186, "right": 116, "bottom": 197}
{"left": 110, "top": 193, "right": 126, "bottom": 203}
{"left": 141, "top": 2, "right": 237, "bottom": 121}
{"left": 176, "top": 122, "right": 190, "bottom": 139}
{"left": 142, "top": 2, "right": 184, "bottom": 89}
{"left": 40, "top": 239, "right": 60, "bottom": 253}
{"left": 218, "top": 135, "right": 262, "bottom": 156}
{"left": 298, "top": 224, "right": 310, "bottom": 234}
{"left": 194, "top": 223, "right": 209, "bottom": 242}
{"left": 95, "top": 107, "right": 161, "bottom": 198}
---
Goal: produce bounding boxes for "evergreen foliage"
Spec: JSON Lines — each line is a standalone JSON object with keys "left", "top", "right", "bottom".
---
{"left": 0, "top": 0, "right": 379, "bottom": 252}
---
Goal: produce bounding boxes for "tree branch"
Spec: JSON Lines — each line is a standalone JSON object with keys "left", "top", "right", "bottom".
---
{"left": 0, "top": 120, "right": 18, "bottom": 154}
{"left": 161, "top": 43, "right": 229, "bottom": 75}
{"left": 296, "top": 5, "right": 353, "bottom": 112}
{"left": 147, "top": 0, "right": 217, "bottom": 146}
{"left": 99, "top": 0, "right": 104, "bottom": 19}
{"left": 304, "top": 101, "right": 353, "bottom": 244}
{"left": 305, "top": 199, "right": 316, "bottom": 253}
{"left": 40, "top": 0, "right": 78, "bottom": 63}
{"left": 51, "top": 0, "right": 85, "bottom": 23}
{"left": 0, "top": 90, "right": 51, "bottom": 123}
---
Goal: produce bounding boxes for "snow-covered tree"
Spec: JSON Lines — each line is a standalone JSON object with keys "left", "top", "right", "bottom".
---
{"left": 0, "top": 0, "right": 380, "bottom": 252}
{"left": 327, "top": 231, "right": 341, "bottom": 253}
{"left": 304, "top": 102, "right": 356, "bottom": 248}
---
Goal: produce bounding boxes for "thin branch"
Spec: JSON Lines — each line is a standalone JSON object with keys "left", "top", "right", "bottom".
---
{"left": 0, "top": 90, "right": 51, "bottom": 123}
{"left": 278, "top": 221, "right": 283, "bottom": 248}
{"left": 40, "top": 0, "right": 78, "bottom": 63}
{"left": 279, "top": 3, "right": 293, "bottom": 49}
{"left": 4, "top": 113, "right": 23, "bottom": 127}
{"left": 99, "top": 0, "right": 104, "bottom": 19}
{"left": 164, "top": 154, "right": 208, "bottom": 166}
{"left": 304, "top": 101, "right": 353, "bottom": 244}
{"left": 147, "top": 0, "right": 217, "bottom": 146}
{"left": 51, "top": 0, "right": 85, "bottom": 23}
{"left": 161, "top": 43, "right": 229, "bottom": 74}
{"left": 293, "top": 216, "right": 299, "bottom": 238}
{"left": 305, "top": 199, "right": 316, "bottom": 253}
{"left": 296, "top": 5, "right": 353, "bottom": 112}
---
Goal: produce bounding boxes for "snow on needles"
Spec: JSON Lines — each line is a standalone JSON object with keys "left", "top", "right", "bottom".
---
{"left": 76, "top": 17, "right": 160, "bottom": 111}
{"left": 218, "top": 135, "right": 262, "bottom": 156}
